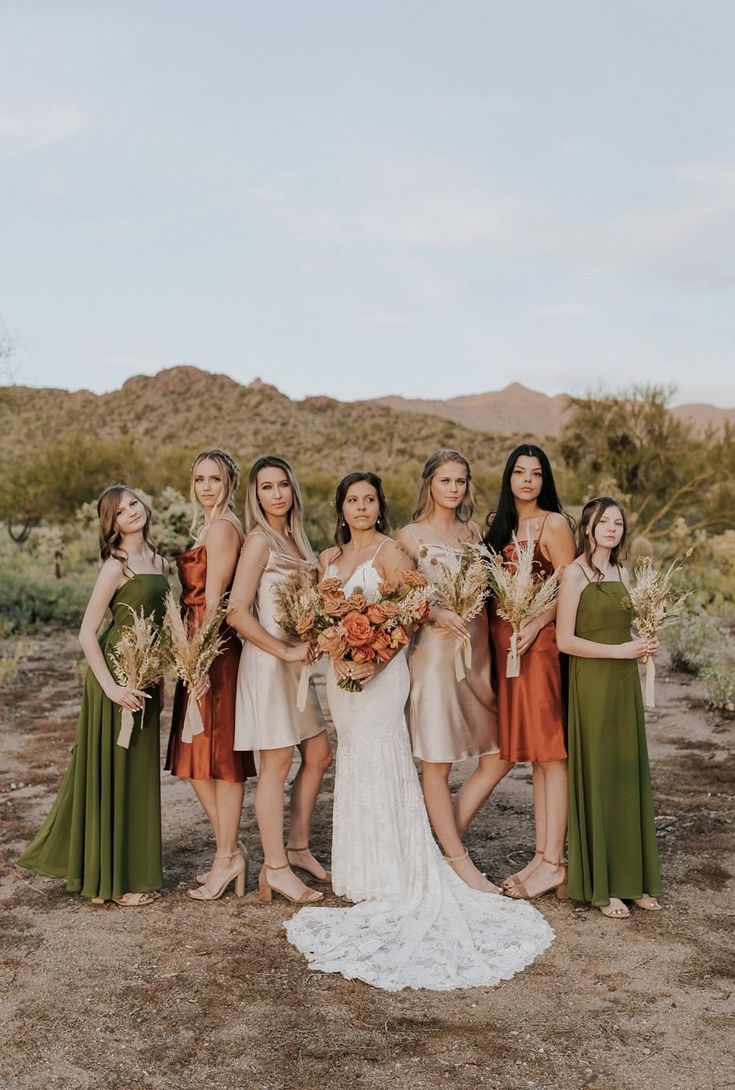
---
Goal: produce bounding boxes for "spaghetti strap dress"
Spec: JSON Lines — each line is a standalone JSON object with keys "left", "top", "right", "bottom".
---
{"left": 488, "top": 517, "right": 567, "bottom": 763}
{"left": 566, "top": 575, "right": 661, "bottom": 906}
{"left": 165, "top": 523, "right": 255, "bottom": 782}
{"left": 233, "top": 536, "right": 324, "bottom": 752}
{"left": 19, "top": 573, "right": 168, "bottom": 900}
{"left": 406, "top": 529, "right": 498, "bottom": 763}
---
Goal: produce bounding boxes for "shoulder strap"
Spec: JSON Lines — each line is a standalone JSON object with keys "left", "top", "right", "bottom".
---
{"left": 537, "top": 513, "right": 551, "bottom": 538}
{"left": 371, "top": 539, "right": 388, "bottom": 563}
{"left": 575, "top": 562, "right": 593, "bottom": 584}
{"left": 405, "top": 527, "right": 421, "bottom": 548}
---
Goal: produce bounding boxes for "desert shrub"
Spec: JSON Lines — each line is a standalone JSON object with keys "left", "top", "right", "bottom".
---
{"left": 701, "top": 659, "right": 735, "bottom": 715}
{"left": 0, "top": 569, "right": 94, "bottom": 634}
{"left": 665, "top": 613, "right": 728, "bottom": 675}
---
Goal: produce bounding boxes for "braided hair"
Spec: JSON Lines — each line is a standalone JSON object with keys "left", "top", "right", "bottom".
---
{"left": 189, "top": 449, "right": 240, "bottom": 537}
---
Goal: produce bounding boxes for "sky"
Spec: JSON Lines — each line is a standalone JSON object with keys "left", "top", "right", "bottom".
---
{"left": 1, "top": 1, "right": 733, "bottom": 407}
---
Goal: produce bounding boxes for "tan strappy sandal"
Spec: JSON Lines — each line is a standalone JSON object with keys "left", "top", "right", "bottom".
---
{"left": 258, "top": 862, "right": 323, "bottom": 905}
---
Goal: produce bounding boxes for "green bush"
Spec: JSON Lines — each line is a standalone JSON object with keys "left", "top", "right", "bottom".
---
{"left": 665, "top": 613, "right": 727, "bottom": 675}
{"left": 0, "top": 569, "right": 94, "bottom": 634}
{"left": 701, "top": 659, "right": 735, "bottom": 715}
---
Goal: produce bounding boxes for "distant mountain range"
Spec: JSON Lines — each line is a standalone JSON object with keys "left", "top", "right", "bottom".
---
{"left": 2, "top": 369, "right": 731, "bottom": 477}
{"left": 372, "top": 382, "right": 735, "bottom": 436}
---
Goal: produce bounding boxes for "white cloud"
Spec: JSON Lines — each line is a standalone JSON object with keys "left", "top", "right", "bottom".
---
{"left": 0, "top": 98, "right": 90, "bottom": 154}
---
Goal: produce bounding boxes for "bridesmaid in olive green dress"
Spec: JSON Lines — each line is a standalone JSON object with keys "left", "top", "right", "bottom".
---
{"left": 19, "top": 485, "right": 169, "bottom": 906}
{"left": 556, "top": 497, "right": 662, "bottom": 920}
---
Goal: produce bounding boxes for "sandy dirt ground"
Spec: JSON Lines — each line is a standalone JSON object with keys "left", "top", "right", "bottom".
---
{"left": 1, "top": 633, "right": 733, "bottom": 1090}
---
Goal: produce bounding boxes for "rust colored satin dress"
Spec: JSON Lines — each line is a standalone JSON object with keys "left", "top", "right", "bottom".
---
{"left": 488, "top": 541, "right": 567, "bottom": 763}
{"left": 165, "top": 536, "right": 256, "bottom": 782}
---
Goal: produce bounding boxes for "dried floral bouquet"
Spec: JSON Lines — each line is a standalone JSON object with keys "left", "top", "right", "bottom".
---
{"left": 109, "top": 606, "right": 170, "bottom": 749}
{"left": 487, "top": 534, "right": 560, "bottom": 677}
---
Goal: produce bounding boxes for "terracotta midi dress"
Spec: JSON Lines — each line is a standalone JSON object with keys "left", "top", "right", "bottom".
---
{"left": 165, "top": 532, "right": 255, "bottom": 782}
{"left": 488, "top": 531, "right": 567, "bottom": 764}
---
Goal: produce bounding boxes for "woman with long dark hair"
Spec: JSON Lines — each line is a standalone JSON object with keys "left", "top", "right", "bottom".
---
{"left": 484, "top": 444, "right": 575, "bottom": 902}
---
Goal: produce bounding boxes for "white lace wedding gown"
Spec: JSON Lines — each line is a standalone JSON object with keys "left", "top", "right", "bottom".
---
{"left": 284, "top": 559, "right": 554, "bottom": 990}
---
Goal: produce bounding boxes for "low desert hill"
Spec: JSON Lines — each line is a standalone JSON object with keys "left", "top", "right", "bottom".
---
{"left": 371, "top": 384, "right": 734, "bottom": 436}
{"left": 1, "top": 366, "right": 517, "bottom": 476}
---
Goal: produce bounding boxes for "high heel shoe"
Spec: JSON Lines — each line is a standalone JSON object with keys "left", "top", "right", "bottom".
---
{"left": 504, "top": 856, "right": 567, "bottom": 901}
{"left": 286, "top": 845, "right": 331, "bottom": 884}
{"left": 196, "top": 842, "right": 247, "bottom": 886}
{"left": 188, "top": 850, "right": 247, "bottom": 901}
{"left": 501, "top": 848, "right": 543, "bottom": 890}
{"left": 258, "top": 862, "right": 323, "bottom": 905}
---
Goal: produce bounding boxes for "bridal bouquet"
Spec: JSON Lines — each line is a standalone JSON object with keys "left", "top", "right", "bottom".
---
{"left": 295, "top": 570, "right": 432, "bottom": 693}
{"left": 423, "top": 542, "right": 492, "bottom": 681}
{"left": 109, "top": 606, "right": 170, "bottom": 749}
{"left": 623, "top": 549, "right": 693, "bottom": 708}
{"left": 487, "top": 535, "right": 560, "bottom": 677}
{"left": 163, "top": 592, "right": 227, "bottom": 741}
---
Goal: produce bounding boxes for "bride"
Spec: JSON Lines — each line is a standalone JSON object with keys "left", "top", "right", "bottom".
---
{"left": 285, "top": 472, "right": 554, "bottom": 990}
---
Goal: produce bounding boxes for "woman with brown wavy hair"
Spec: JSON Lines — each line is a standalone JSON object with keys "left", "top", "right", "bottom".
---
{"left": 19, "top": 485, "right": 169, "bottom": 905}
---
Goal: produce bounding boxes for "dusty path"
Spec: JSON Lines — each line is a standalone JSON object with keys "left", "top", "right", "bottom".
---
{"left": 1, "top": 634, "right": 733, "bottom": 1090}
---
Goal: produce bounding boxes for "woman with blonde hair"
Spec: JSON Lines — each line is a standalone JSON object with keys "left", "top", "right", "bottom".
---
{"left": 398, "top": 450, "right": 503, "bottom": 894}
{"left": 165, "top": 449, "right": 255, "bottom": 901}
{"left": 228, "top": 456, "right": 331, "bottom": 906}
{"left": 20, "top": 485, "right": 169, "bottom": 905}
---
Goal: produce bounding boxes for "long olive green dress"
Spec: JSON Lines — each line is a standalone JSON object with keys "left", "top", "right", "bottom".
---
{"left": 567, "top": 579, "right": 661, "bottom": 906}
{"left": 18, "top": 574, "right": 168, "bottom": 900}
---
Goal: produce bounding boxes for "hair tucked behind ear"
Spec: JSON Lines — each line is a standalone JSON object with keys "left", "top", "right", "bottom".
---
{"left": 333, "top": 472, "right": 391, "bottom": 558}
{"left": 575, "top": 495, "right": 628, "bottom": 581}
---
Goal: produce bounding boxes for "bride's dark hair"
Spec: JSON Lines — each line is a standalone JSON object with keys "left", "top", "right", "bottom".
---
{"left": 333, "top": 472, "right": 391, "bottom": 558}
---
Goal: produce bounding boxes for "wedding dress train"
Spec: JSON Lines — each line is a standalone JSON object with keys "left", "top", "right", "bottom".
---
{"left": 284, "top": 559, "right": 554, "bottom": 991}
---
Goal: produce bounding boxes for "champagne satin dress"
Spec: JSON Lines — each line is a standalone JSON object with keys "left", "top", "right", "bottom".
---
{"left": 234, "top": 536, "right": 324, "bottom": 752}
{"left": 488, "top": 531, "right": 567, "bottom": 764}
{"left": 407, "top": 532, "right": 499, "bottom": 763}
{"left": 165, "top": 528, "right": 255, "bottom": 782}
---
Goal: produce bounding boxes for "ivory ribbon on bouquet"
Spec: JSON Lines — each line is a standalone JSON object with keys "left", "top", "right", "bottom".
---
{"left": 117, "top": 709, "right": 138, "bottom": 749}
{"left": 506, "top": 631, "right": 521, "bottom": 678}
{"left": 296, "top": 663, "right": 311, "bottom": 711}
{"left": 182, "top": 691, "right": 205, "bottom": 742}
{"left": 642, "top": 655, "right": 656, "bottom": 708}
{"left": 454, "top": 637, "right": 473, "bottom": 682}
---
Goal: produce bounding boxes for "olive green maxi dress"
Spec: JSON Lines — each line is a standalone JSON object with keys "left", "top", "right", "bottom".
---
{"left": 567, "top": 578, "right": 662, "bottom": 906}
{"left": 18, "top": 574, "right": 168, "bottom": 901}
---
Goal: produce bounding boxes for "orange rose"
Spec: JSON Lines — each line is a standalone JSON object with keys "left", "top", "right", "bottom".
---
{"left": 372, "top": 628, "right": 395, "bottom": 663}
{"left": 389, "top": 624, "right": 410, "bottom": 649}
{"left": 351, "top": 644, "right": 376, "bottom": 664}
{"left": 317, "top": 627, "right": 347, "bottom": 658}
{"left": 317, "top": 577, "right": 343, "bottom": 596}
{"left": 322, "top": 593, "right": 351, "bottom": 618}
{"left": 402, "top": 569, "right": 429, "bottom": 589}
{"left": 347, "top": 591, "right": 369, "bottom": 613}
{"left": 366, "top": 602, "right": 388, "bottom": 624}
{"left": 341, "top": 611, "right": 375, "bottom": 648}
